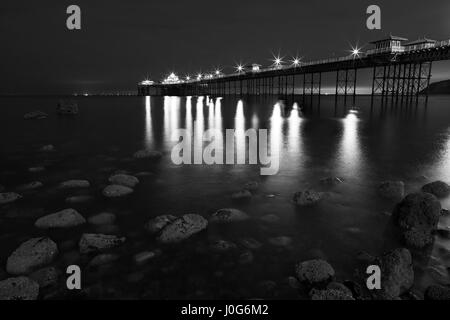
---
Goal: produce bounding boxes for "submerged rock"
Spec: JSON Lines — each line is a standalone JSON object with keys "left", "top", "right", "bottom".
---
{"left": 17, "top": 181, "right": 43, "bottom": 191}
{"left": 133, "top": 149, "right": 163, "bottom": 160}
{"left": 39, "top": 144, "right": 55, "bottom": 152}
{"left": 102, "top": 184, "right": 133, "bottom": 197}
{"left": 108, "top": 174, "right": 139, "bottom": 188}
{"left": 23, "top": 110, "right": 48, "bottom": 120}
{"left": 145, "top": 215, "right": 177, "bottom": 234}
{"left": 59, "top": 180, "right": 90, "bottom": 189}
{"left": 57, "top": 100, "right": 78, "bottom": 115}
{"left": 295, "top": 259, "right": 335, "bottom": 286}
{"left": 6, "top": 237, "right": 58, "bottom": 275}
{"left": 88, "top": 254, "right": 119, "bottom": 267}
{"left": 0, "top": 277, "right": 39, "bottom": 300}
{"left": 320, "top": 177, "right": 344, "bottom": 186}
{"left": 134, "top": 251, "right": 156, "bottom": 265}
{"left": 157, "top": 214, "right": 208, "bottom": 243}
{"left": 243, "top": 181, "right": 259, "bottom": 191}
{"left": 240, "top": 238, "right": 262, "bottom": 250}
{"left": 88, "top": 212, "right": 116, "bottom": 226}
{"left": 268, "top": 236, "right": 292, "bottom": 247}
{"left": 35, "top": 208, "right": 86, "bottom": 229}
{"left": 238, "top": 251, "right": 254, "bottom": 264}
{"left": 65, "top": 195, "right": 94, "bottom": 204}
{"left": 210, "top": 208, "right": 249, "bottom": 223}
{"left": 422, "top": 180, "right": 450, "bottom": 198}
{"left": 28, "top": 166, "right": 45, "bottom": 173}
{"left": 424, "top": 285, "right": 450, "bottom": 300}
{"left": 293, "top": 190, "right": 322, "bottom": 206}
{"left": 0, "top": 192, "right": 22, "bottom": 205}
{"left": 29, "top": 267, "right": 59, "bottom": 288}
{"left": 210, "top": 240, "right": 237, "bottom": 252}
{"left": 231, "top": 190, "right": 252, "bottom": 200}
{"left": 378, "top": 181, "right": 405, "bottom": 200}
{"left": 79, "top": 234, "right": 126, "bottom": 254}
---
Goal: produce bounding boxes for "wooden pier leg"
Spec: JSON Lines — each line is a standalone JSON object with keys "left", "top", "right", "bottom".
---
{"left": 352, "top": 68, "right": 357, "bottom": 104}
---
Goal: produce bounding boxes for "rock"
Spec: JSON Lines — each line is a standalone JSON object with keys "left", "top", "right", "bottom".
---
{"left": 65, "top": 195, "right": 94, "bottom": 204}
{"left": 378, "top": 248, "right": 414, "bottom": 299}
{"left": 403, "top": 229, "right": 434, "bottom": 248}
{"left": 310, "top": 288, "right": 354, "bottom": 300}
{"left": 23, "top": 110, "right": 48, "bottom": 120}
{"left": 293, "top": 190, "right": 322, "bottom": 206}
{"left": 17, "top": 181, "right": 43, "bottom": 191}
{"left": 260, "top": 214, "right": 280, "bottom": 223}
{"left": 134, "top": 251, "right": 156, "bottom": 265}
{"left": 210, "top": 240, "right": 236, "bottom": 251}
{"left": 392, "top": 192, "right": 441, "bottom": 248}
{"left": 108, "top": 174, "right": 139, "bottom": 188}
{"left": 243, "top": 181, "right": 259, "bottom": 191}
{"left": 88, "top": 254, "right": 119, "bottom": 267}
{"left": 378, "top": 181, "right": 405, "bottom": 200}
{"left": 320, "top": 177, "right": 344, "bottom": 186}
{"left": 422, "top": 180, "right": 450, "bottom": 198}
{"left": 57, "top": 100, "right": 78, "bottom": 115}
{"left": 0, "top": 277, "right": 39, "bottom": 300}
{"left": 268, "top": 236, "right": 292, "bottom": 247}
{"left": 145, "top": 215, "right": 177, "bottom": 234}
{"left": 287, "top": 276, "right": 300, "bottom": 289}
{"left": 29, "top": 267, "right": 59, "bottom": 288}
{"left": 102, "top": 184, "right": 133, "bottom": 197}
{"left": 59, "top": 179, "right": 90, "bottom": 189}
{"left": 39, "top": 145, "right": 55, "bottom": 152}
{"left": 79, "top": 234, "right": 126, "bottom": 254}
{"left": 424, "top": 285, "right": 450, "bottom": 300}
{"left": 0, "top": 192, "right": 22, "bottom": 205}
{"left": 6, "top": 237, "right": 58, "bottom": 275}
{"left": 28, "top": 167, "right": 45, "bottom": 173}
{"left": 295, "top": 259, "right": 335, "bottom": 285}
{"left": 231, "top": 190, "right": 252, "bottom": 200}
{"left": 327, "top": 282, "right": 353, "bottom": 297}
{"left": 240, "top": 238, "right": 262, "bottom": 250}
{"left": 238, "top": 251, "right": 254, "bottom": 264}
{"left": 157, "top": 214, "right": 208, "bottom": 243}
{"left": 441, "top": 208, "right": 449, "bottom": 216}
{"left": 210, "top": 208, "right": 249, "bottom": 223}
{"left": 88, "top": 212, "right": 116, "bottom": 226}
{"left": 133, "top": 149, "right": 163, "bottom": 160}
{"left": 35, "top": 208, "right": 86, "bottom": 229}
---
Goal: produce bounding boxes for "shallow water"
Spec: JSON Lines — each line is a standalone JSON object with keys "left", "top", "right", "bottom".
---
{"left": 0, "top": 94, "right": 449, "bottom": 299}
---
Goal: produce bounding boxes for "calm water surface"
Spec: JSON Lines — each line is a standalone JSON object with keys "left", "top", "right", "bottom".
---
{"left": 0, "top": 95, "right": 449, "bottom": 299}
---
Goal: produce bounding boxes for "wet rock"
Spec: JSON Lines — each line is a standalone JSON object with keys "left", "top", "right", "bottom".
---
{"left": 88, "top": 212, "right": 116, "bottom": 226}
{"left": 65, "top": 195, "right": 94, "bottom": 204}
{"left": 320, "top": 177, "right": 344, "bottom": 186}
{"left": 79, "top": 234, "right": 126, "bottom": 254}
{"left": 424, "top": 285, "right": 450, "bottom": 300}
{"left": 133, "top": 149, "right": 163, "bottom": 160}
{"left": 17, "top": 181, "right": 43, "bottom": 191}
{"left": 29, "top": 267, "right": 59, "bottom": 288}
{"left": 378, "top": 248, "right": 414, "bottom": 299}
{"left": 59, "top": 179, "right": 90, "bottom": 189}
{"left": 293, "top": 190, "right": 322, "bottom": 206}
{"left": 23, "top": 110, "right": 48, "bottom": 120}
{"left": 295, "top": 259, "right": 335, "bottom": 286}
{"left": 88, "top": 254, "right": 119, "bottom": 267}
{"left": 210, "top": 208, "right": 249, "bottom": 223}
{"left": 210, "top": 240, "right": 236, "bottom": 252}
{"left": 392, "top": 192, "right": 441, "bottom": 248}
{"left": 134, "top": 251, "right": 156, "bottom": 265}
{"left": 102, "top": 184, "right": 133, "bottom": 197}
{"left": 57, "top": 100, "right": 78, "bottom": 115}
{"left": 268, "top": 236, "right": 292, "bottom": 247}
{"left": 422, "top": 180, "right": 450, "bottom": 198}
{"left": 260, "top": 214, "right": 280, "bottom": 223}
{"left": 238, "top": 251, "right": 254, "bottom": 264}
{"left": 231, "top": 190, "right": 252, "bottom": 200}
{"left": 441, "top": 208, "right": 449, "bottom": 216}
{"left": 28, "top": 167, "right": 45, "bottom": 173}
{"left": 244, "top": 181, "right": 259, "bottom": 191}
{"left": 0, "top": 192, "right": 22, "bottom": 205}
{"left": 327, "top": 282, "right": 353, "bottom": 297}
{"left": 145, "top": 215, "right": 177, "bottom": 234}
{"left": 6, "top": 237, "right": 58, "bottom": 275}
{"left": 157, "top": 214, "right": 208, "bottom": 243}
{"left": 40, "top": 144, "right": 55, "bottom": 152}
{"left": 0, "top": 277, "right": 39, "bottom": 300}
{"left": 287, "top": 276, "right": 300, "bottom": 289}
{"left": 378, "top": 181, "right": 405, "bottom": 200}
{"left": 310, "top": 288, "right": 354, "bottom": 300}
{"left": 35, "top": 208, "right": 86, "bottom": 229}
{"left": 108, "top": 174, "right": 139, "bottom": 188}
{"left": 240, "top": 238, "right": 262, "bottom": 250}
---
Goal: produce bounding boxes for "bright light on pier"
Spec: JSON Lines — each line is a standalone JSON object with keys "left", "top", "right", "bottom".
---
{"left": 291, "top": 57, "right": 301, "bottom": 67}
{"left": 140, "top": 79, "right": 154, "bottom": 85}
{"left": 272, "top": 54, "right": 284, "bottom": 68}
{"left": 186, "top": 75, "right": 191, "bottom": 81}
{"left": 197, "top": 73, "right": 202, "bottom": 80}
{"left": 350, "top": 46, "right": 361, "bottom": 58}
{"left": 215, "top": 69, "right": 221, "bottom": 76}
{"left": 162, "top": 72, "right": 180, "bottom": 84}
{"left": 236, "top": 64, "right": 244, "bottom": 73}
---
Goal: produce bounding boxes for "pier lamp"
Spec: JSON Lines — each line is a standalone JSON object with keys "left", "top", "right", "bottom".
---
{"left": 291, "top": 57, "right": 301, "bottom": 67}
{"left": 215, "top": 69, "right": 221, "bottom": 76}
{"left": 197, "top": 73, "right": 202, "bottom": 80}
{"left": 350, "top": 46, "right": 361, "bottom": 58}
{"left": 272, "top": 54, "right": 284, "bottom": 68}
{"left": 186, "top": 75, "right": 191, "bottom": 81}
{"left": 236, "top": 64, "right": 244, "bottom": 73}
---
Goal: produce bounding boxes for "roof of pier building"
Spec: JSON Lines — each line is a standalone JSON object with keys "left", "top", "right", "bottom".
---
{"left": 404, "top": 38, "right": 436, "bottom": 46}
{"left": 369, "top": 35, "right": 408, "bottom": 44}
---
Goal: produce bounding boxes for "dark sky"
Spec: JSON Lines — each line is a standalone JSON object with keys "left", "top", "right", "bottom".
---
{"left": 1, "top": 0, "right": 450, "bottom": 94}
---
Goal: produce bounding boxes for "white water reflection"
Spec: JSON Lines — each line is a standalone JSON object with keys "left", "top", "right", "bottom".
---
{"left": 163, "top": 96, "right": 181, "bottom": 143}
{"left": 235, "top": 100, "right": 246, "bottom": 162}
{"left": 287, "top": 103, "right": 302, "bottom": 155}
{"left": 270, "top": 102, "right": 283, "bottom": 162}
{"left": 436, "top": 129, "right": 450, "bottom": 183}
{"left": 194, "top": 96, "right": 205, "bottom": 163}
{"left": 144, "top": 96, "right": 152, "bottom": 149}
{"left": 338, "top": 109, "right": 362, "bottom": 175}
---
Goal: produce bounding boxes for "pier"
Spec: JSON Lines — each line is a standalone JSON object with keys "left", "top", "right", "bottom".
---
{"left": 138, "top": 36, "right": 450, "bottom": 104}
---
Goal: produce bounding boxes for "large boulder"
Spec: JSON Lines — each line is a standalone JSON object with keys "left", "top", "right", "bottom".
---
{"left": 57, "top": 100, "right": 78, "bottom": 115}
{"left": 145, "top": 215, "right": 177, "bottom": 234}
{"left": 108, "top": 174, "right": 139, "bottom": 188}
{"left": 0, "top": 192, "right": 22, "bottom": 205}
{"left": 133, "top": 149, "right": 163, "bottom": 160}
{"left": 422, "top": 181, "right": 450, "bottom": 198}
{"left": 392, "top": 192, "right": 441, "bottom": 248}
{"left": 35, "top": 208, "right": 86, "bottom": 229}
{"left": 29, "top": 267, "right": 59, "bottom": 288}
{"left": 23, "top": 110, "right": 48, "bottom": 120}
{"left": 157, "top": 214, "right": 208, "bottom": 243}
{"left": 295, "top": 259, "right": 335, "bottom": 286}
{"left": 79, "top": 233, "right": 126, "bottom": 254}
{"left": 102, "top": 185, "right": 133, "bottom": 197}
{"left": 378, "top": 181, "right": 405, "bottom": 200}
{"left": 0, "top": 277, "right": 39, "bottom": 300}
{"left": 209, "top": 208, "right": 249, "bottom": 223}
{"left": 293, "top": 190, "right": 322, "bottom": 206}
{"left": 59, "top": 180, "right": 90, "bottom": 189}
{"left": 6, "top": 238, "right": 58, "bottom": 275}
